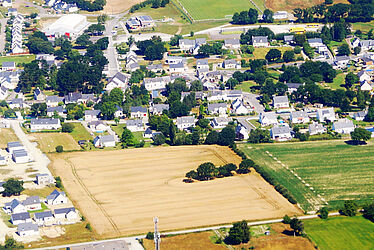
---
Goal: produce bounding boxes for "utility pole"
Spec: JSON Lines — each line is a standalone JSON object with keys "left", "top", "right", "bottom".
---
{"left": 154, "top": 217, "right": 161, "bottom": 250}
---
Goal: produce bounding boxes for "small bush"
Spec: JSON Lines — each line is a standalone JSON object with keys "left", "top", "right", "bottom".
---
{"left": 283, "top": 214, "right": 291, "bottom": 224}
{"left": 146, "top": 232, "right": 154, "bottom": 240}
{"left": 62, "top": 123, "right": 74, "bottom": 133}
{"left": 56, "top": 145, "right": 63, "bottom": 153}
{"left": 85, "top": 223, "right": 92, "bottom": 231}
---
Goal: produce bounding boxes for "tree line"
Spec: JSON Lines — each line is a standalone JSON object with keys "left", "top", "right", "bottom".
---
{"left": 62, "top": 0, "right": 106, "bottom": 11}
{"left": 130, "top": 0, "right": 169, "bottom": 13}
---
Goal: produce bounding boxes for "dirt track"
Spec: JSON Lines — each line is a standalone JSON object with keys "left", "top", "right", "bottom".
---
{"left": 49, "top": 146, "right": 301, "bottom": 237}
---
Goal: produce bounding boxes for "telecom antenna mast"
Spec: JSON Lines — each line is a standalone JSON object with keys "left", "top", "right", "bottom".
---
{"left": 154, "top": 217, "right": 161, "bottom": 250}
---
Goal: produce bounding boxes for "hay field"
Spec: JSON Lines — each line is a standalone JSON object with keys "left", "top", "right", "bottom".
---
{"left": 239, "top": 140, "right": 374, "bottom": 211}
{"left": 49, "top": 145, "right": 300, "bottom": 237}
{"left": 266, "top": 0, "right": 349, "bottom": 11}
{"left": 103, "top": 0, "right": 142, "bottom": 14}
{"left": 0, "top": 128, "right": 18, "bottom": 149}
{"left": 33, "top": 133, "right": 81, "bottom": 153}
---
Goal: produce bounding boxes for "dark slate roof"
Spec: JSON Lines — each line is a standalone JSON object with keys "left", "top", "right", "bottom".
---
{"left": 30, "top": 118, "right": 59, "bottom": 125}
{"left": 11, "top": 212, "right": 30, "bottom": 221}
{"left": 22, "top": 196, "right": 40, "bottom": 206}
{"left": 17, "top": 222, "right": 38, "bottom": 232}
{"left": 131, "top": 106, "right": 147, "bottom": 113}
{"left": 13, "top": 149, "right": 28, "bottom": 157}
{"left": 54, "top": 207, "right": 75, "bottom": 215}
{"left": 34, "top": 211, "right": 53, "bottom": 219}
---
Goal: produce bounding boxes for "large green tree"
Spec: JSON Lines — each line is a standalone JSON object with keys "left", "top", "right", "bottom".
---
{"left": 350, "top": 127, "right": 371, "bottom": 144}
{"left": 2, "top": 179, "right": 24, "bottom": 197}
{"left": 224, "top": 220, "right": 250, "bottom": 245}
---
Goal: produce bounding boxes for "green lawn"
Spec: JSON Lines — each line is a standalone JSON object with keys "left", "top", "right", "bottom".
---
{"left": 0, "top": 55, "right": 36, "bottom": 65}
{"left": 111, "top": 124, "right": 144, "bottom": 142}
{"left": 70, "top": 123, "right": 92, "bottom": 142}
{"left": 176, "top": 0, "right": 257, "bottom": 20}
{"left": 239, "top": 140, "right": 374, "bottom": 211}
{"left": 252, "top": 47, "right": 294, "bottom": 60}
{"left": 235, "top": 81, "right": 257, "bottom": 93}
{"left": 352, "top": 20, "right": 374, "bottom": 32}
{"left": 327, "top": 73, "right": 345, "bottom": 90}
{"left": 304, "top": 216, "right": 374, "bottom": 250}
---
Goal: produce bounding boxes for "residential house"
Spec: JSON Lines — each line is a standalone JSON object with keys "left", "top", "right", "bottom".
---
{"left": 290, "top": 111, "right": 310, "bottom": 124}
{"left": 208, "top": 103, "right": 227, "bottom": 115}
{"left": 270, "top": 125, "right": 292, "bottom": 141}
{"left": 114, "top": 105, "right": 123, "bottom": 118}
{"left": 93, "top": 135, "right": 116, "bottom": 148}
{"left": 359, "top": 40, "right": 374, "bottom": 51}
{"left": 152, "top": 104, "right": 169, "bottom": 115}
{"left": 146, "top": 64, "right": 163, "bottom": 73}
{"left": 211, "top": 117, "right": 232, "bottom": 129}
{"left": 17, "top": 222, "right": 39, "bottom": 237}
{"left": 207, "top": 90, "right": 226, "bottom": 101}
{"left": 88, "top": 121, "right": 108, "bottom": 133}
{"left": 36, "top": 173, "right": 55, "bottom": 185}
{"left": 309, "top": 123, "right": 326, "bottom": 135}
{"left": 223, "top": 39, "right": 240, "bottom": 49}
{"left": 0, "top": 86, "right": 8, "bottom": 100}
{"left": 196, "top": 59, "right": 209, "bottom": 70}
{"left": 353, "top": 110, "right": 367, "bottom": 121}
{"left": 143, "top": 127, "right": 153, "bottom": 138}
{"left": 165, "top": 56, "right": 186, "bottom": 65}
{"left": 361, "top": 81, "right": 373, "bottom": 91}
{"left": 273, "top": 96, "right": 289, "bottom": 109}
{"left": 8, "top": 98, "right": 26, "bottom": 109}
{"left": 8, "top": 8, "right": 17, "bottom": 16}
{"left": 308, "top": 38, "right": 323, "bottom": 47}
{"left": 4, "top": 199, "right": 27, "bottom": 214}
{"left": 169, "top": 62, "right": 186, "bottom": 73}
{"left": 30, "top": 118, "right": 61, "bottom": 131}
{"left": 357, "top": 71, "right": 371, "bottom": 83}
{"left": 7, "top": 141, "right": 24, "bottom": 154}
{"left": 125, "top": 119, "right": 145, "bottom": 132}
{"left": 11, "top": 212, "right": 31, "bottom": 225}
{"left": 84, "top": 110, "right": 101, "bottom": 122}
{"left": 64, "top": 92, "right": 97, "bottom": 104}
{"left": 46, "top": 189, "right": 67, "bottom": 205}
{"left": 252, "top": 36, "right": 269, "bottom": 47}
{"left": 46, "top": 95, "right": 64, "bottom": 107}
{"left": 225, "top": 90, "right": 243, "bottom": 101}
{"left": 54, "top": 207, "right": 77, "bottom": 220}
{"left": 22, "top": 196, "right": 41, "bottom": 211}
{"left": 352, "top": 37, "right": 360, "bottom": 48}
{"left": 259, "top": 112, "right": 278, "bottom": 126}
{"left": 333, "top": 56, "right": 350, "bottom": 69}
{"left": 179, "top": 38, "right": 206, "bottom": 54}
{"left": 130, "top": 106, "right": 148, "bottom": 120}
{"left": 222, "top": 59, "right": 241, "bottom": 69}
{"left": 273, "top": 11, "right": 288, "bottom": 19}
{"left": 232, "top": 99, "right": 248, "bottom": 114}
{"left": 332, "top": 119, "right": 355, "bottom": 134}
{"left": 12, "top": 150, "right": 29, "bottom": 164}
{"left": 236, "top": 124, "right": 250, "bottom": 140}
{"left": 34, "top": 211, "right": 54, "bottom": 226}
{"left": 105, "top": 72, "right": 129, "bottom": 92}
{"left": 34, "top": 88, "right": 46, "bottom": 101}
{"left": 317, "top": 108, "right": 336, "bottom": 122}
{"left": 46, "top": 106, "right": 66, "bottom": 117}
{"left": 2, "top": 61, "right": 16, "bottom": 71}
{"left": 143, "top": 76, "right": 171, "bottom": 91}
{"left": 287, "top": 82, "right": 303, "bottom": 93}
{"left": 176, "top": 116, "right": 196, "bottom": 130}
{"left": 284, "top": 35, "right": 294, "bottom": 45}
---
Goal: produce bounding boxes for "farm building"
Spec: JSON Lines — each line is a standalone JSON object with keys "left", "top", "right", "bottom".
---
{"left": 54, "top": 207, "right": 77, "bottom": 220}
{"left": 46, "top": 189, "right": 67, "bottom": 205}
{"left": 44, "top": 14, "right": 89, "bottom": 39}
{"left": 12, "top": 149, "right": 29, "bottom": 164}
{"left": 11, "top": 212, "right": 31, "bottom": 225}
{"left": 17, "top": 222, "right": 39, "bottom": 237}
{"left": 30, "top": 118, "right": 61, "bottom": 131}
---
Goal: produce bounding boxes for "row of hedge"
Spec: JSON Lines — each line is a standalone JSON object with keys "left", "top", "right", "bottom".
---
{"left": 229, "top": 143, "right": 298, "bottom": 205}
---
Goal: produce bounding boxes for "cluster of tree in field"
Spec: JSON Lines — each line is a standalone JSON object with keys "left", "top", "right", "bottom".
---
{"left": 185, "top": 159, "right": 254, "bottom": 182}
{"left": 121, "top": 127, "right": 145, "bottom": 148}
{"left": 130, "top": 0, "right": 169, "bottom": 13}
{"left": 240, "top": 27, "right": 275, "bottom": 45}
{"left": 294, "top": 0, "right": 374, "bottom": 23}
{"left": 0, "top": 237, "right": 24, "bottom": 249}
{"left": 62, "top": 0, "right": 106, "bottom": 11}
{"left": 282, "top": 215, "right": 304, "bottom": 236}
{"left": 224, "top": 221, "right": 250, "bottom": 245}
{"left": 1, "top": 179, "right": 24, "bottom": 197}
{"left": 198, "top": 42, "right": 223, "bottom": 57}
{"left": 136, "top": 36, "right": 166, "bottom": 61}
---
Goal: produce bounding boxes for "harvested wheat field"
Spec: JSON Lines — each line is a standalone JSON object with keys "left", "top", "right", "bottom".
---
{"left": 266, "top": 0, "right": 349, "bottom": 11}
{"left": 103, "top": 0, "right": 142, "bottom": 14}
{"left": 49, "top": 145, "right": 301, "bottom": 237}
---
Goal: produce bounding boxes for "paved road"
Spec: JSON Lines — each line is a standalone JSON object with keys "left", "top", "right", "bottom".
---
{"left": 243, "top": 92, "right": 264, "bottom": 113}
{"left": 32, "top": 212, "right": 341, "bottom": 250}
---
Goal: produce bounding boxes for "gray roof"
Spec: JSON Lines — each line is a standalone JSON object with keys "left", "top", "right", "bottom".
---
{"left": 224, "top": 59, "right": 238, "bottom": 65}
{"left": 126, "top": 119, "right": 143, "bottom": 127}
{"left": 333, "top": 119, "right": 354, "bottom": 129}
{"left": 284, "top": 35, "right": 294, "bottom": 42}
{"left": 176, "top": 116, "right": 195, "bottom": 124}
{"left": 335, "top": 55, "right": 350, "bottom": 62}
{"left": 2, "top": 61, "right": 15, "bottom": 67}
{"left": 271, "top": 125, "right": 291, "bottom": 135}
{"left": 212, "top": 117, "right": 232, "bottom": 124}
{"left": 169, "top": 62, "right": 184, "bottom": 69}
{"left": 47, "top": 106, "right": 66, "bottom": 113}
{"left": 291, "top": 110, "right": 308, "bottom": 118}
{"left": 195, "top": 38, "right": 206, "bottom": 45}
{"left": 287, "top": 82, "right": 302, "bottom": 89}
{"left": 13, "top": 149, "right": 28, "bottom": 157}
{"left": 7, "top": 141, "right": 22, "bottom": 148}
{"left": 22, "top": 196, "right": 40, "bottom": 206}
{"left": 196, "top": 59, "right": 208, "bottom": 66}
{"left": 179, "top": 39, "right": 195, "bottom": 46}
{"left": 208, "top": 103, "right": 227, "bottom": 112}
{"left": 46, "top": 95, "right": 63, "bottom": 103}
{"left": 273, "top": 95, "right": 289, "bottom": 104}
{"left": 130, "top": 106, "right": 147, "bottom": 113}
{"left": 85, "top": 110, "right": 101, "bottom": 116}
{"left": 11, "top": 212, "right": 30, "bottom": 221}
{"left": 6, "top": 199, "right": 22, "bottom": 209}
{"left": 354, "top": 110, "right": 367, "bottom": 118}
{"left": 308, "top": 38, "right": 323, "bottom": 44}
{"left": 261, "top": 112, "right": 277, "bottom": 120}
{"left": 224, "top": 38, "right": 240, "bottom": 46}
{"left": 153, "top": 104, "right": 169, "bottom": 112}
{"left": 252, "top": 36, "right": 268, "bottom": 43}
{"left": 147, "top": 64, "right": 163, "bottom": 70}
{"left": 54, "top": 207, "right": 75, "bottom": 215}
{"left": 47, "top": 189, "right": 65, "bottom": 201}
{"left": 101, "top": 135, "right": 115, "bottom": 143}
{"left": 30, "top": 118, "right": 59, "bottom": 125}
{"left": 17, "top": 222, "right": 38, "bottom": 232}
{"left": 110, "top": 72, "right": 129, "bottom": 83}
{"left": 34, "top": 210, "right": 53, "bottom": 219}
{"left": 309, "top": 123, "right": 324, "bottom": 132}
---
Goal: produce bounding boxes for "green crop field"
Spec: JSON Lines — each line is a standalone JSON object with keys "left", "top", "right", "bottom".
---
{"left": 304, "top": 216, "right": 374, "bottom": 250}
{"left": 176, "top": 0, "right": 259, "bottom": 20}
{"left": 239, "top": 140, "right": 374, "bottom": 211}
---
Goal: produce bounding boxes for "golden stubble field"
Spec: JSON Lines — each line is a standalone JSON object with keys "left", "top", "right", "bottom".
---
{"left": 49, "top": 145, "right": 301, "bottom": 237}
{"left": 103, "top": 0, "right": 142, "bottom": 14}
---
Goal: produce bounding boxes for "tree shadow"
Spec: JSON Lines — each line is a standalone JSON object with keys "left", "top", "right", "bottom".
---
{"left": 344, "top": 140, "right": 367, "bottom": 146}
{"left": 282, "top": 229, "right": 294, "bottom": 236}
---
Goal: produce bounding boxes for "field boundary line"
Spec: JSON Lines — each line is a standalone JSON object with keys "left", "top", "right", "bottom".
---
{"left": 170, "top": 0, "right": 194, "bottom": 23}
{"left": 248, "top": 0, "right": 263, "bottom": 14}
{"left": 64, "top": 156, "right": 121, "bottom": 236}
